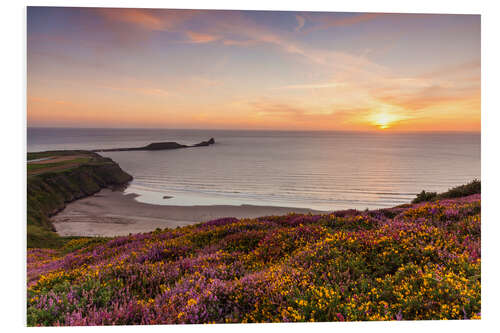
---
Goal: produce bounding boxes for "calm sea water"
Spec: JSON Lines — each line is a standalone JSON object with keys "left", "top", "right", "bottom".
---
{"left": 27, "top": 128, "right": 480, "bottom": 211}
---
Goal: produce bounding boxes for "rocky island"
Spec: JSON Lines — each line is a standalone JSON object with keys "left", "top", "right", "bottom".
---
{"left": 93, "top": 138, "right": 215, "bottom": 152}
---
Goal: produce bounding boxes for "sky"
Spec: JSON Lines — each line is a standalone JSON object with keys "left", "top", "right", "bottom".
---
{"left": 27, "top": 7, "right": 481, "bottom": 131}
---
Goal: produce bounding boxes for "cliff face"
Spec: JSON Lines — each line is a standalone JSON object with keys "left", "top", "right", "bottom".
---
{"left": 27, "top": 153, "right": 132, "bottom": 248}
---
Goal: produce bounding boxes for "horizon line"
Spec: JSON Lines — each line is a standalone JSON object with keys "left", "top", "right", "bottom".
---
{"left": 26, "top": 126, "right": 481, "bottom": 134}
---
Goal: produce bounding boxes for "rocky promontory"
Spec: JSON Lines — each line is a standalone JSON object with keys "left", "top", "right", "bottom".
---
{"left": 93, "top": 138, "right": 215, "bottom": 152}
{"left": 27, "top": 151, "right": 133, "bottom": 248}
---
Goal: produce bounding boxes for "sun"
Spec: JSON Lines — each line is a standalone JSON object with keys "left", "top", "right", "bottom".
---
{"left": 368, "top": 108, "right": 404, "bottom": 130}
{"left": 373, "top": 113, "right": 394, "bottom": 129}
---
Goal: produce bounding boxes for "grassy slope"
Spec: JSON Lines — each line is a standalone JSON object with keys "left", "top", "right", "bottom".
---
{"left": 412, "top": 179, "right": 481, "bottom": 204}
{"left": 27, "top": 190, "right": 480, "bottom": 325}
{"left": 27, "top": 158, "right": 90, "bottom": 172}
{"left": 27, "top": 151, "right": 132, "bottom": 248}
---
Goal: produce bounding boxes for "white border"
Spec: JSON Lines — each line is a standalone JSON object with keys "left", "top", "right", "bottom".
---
{"left": 2, "top": 1, "right": 500, "bottom": 332}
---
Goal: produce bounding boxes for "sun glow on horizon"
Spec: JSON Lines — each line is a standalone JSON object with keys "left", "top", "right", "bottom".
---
{"left": 374, "top": 113, "right": 395, "bottom": 129}
{"left": 366, "top": 106, "right": 408, "bottom": 130}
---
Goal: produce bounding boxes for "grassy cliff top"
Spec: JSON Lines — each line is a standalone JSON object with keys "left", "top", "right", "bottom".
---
{"left": 28, "top": 150, "right": 101, "bottom": 160}
{"left": 27, "top": 150, "right": 132, "bottom": 249}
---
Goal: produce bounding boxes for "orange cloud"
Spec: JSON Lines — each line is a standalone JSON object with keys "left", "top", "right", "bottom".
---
{"left": 242, "top": 100, "right": 384, "bottom": 130}
{"left": 222, "top": 39, "right": 257, "bottom": 46}
{"left": 95, "top": 8, "right": 167, "bottom": 30}
{"left": 185, "top": 31, "right": 220, "bottom": 44}
{"left": 373, "top": 83, "right": 480, "bottom": 111}
{"left": 100, "top": 85, "right": 170, "bottom": 97}
{"left": 94, "top": 8, "right": 201, "bottom": 31}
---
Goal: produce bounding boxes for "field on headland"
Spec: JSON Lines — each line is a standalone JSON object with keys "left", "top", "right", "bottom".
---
{"left": 27, "top": 191, "right": 481, "bottom": 325}
{"left": 28, "top": 156, "right": 91, "bottom": 175}
{"left": 27, "top": 151, "right": 132, "bottom": 248}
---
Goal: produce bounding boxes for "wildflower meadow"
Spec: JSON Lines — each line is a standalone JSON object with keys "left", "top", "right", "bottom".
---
{"left": 27, "top": 194, "right": 481, "bottom": 325}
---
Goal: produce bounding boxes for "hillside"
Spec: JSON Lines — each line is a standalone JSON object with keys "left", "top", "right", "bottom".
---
{"left": 27, "top": 151, "right": 132, "bottom": 248}
{"left": 27, "top": 193, "right": 480, "bottom": 325}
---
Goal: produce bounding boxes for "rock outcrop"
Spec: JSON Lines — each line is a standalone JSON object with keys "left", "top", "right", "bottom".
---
{"left": 93, "top": 138, "right": 215, "bottom": 152}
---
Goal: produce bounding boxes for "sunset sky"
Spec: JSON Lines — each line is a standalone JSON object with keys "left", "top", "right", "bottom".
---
{"left": 27, "top": 7, "right": 480, "bottom": 131}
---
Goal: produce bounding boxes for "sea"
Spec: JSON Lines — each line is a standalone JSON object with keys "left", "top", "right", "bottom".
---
{"left": 27, "top": 128, "right": 481, "bottom": 211}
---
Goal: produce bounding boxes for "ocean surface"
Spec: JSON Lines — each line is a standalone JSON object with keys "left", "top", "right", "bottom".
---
{"left": 27, "top": 128, "right": 481, "bottom": 211}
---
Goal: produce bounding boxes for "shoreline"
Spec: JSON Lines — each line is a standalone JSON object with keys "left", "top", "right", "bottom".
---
{"left": 52, "top": 189, "right": 326, "bottom": 237}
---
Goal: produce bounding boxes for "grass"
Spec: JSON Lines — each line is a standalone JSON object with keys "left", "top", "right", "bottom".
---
{"left": 27, "top": 225, "right": 95, "bottom": 250}
{"left": 27, "top": 158, "right": 91, "bottom": 172}
{"left": 28, "top": 150, "right": 91, "bottom": 161}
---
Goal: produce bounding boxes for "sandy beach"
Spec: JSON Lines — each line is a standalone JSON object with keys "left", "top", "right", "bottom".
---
{"left": 52, "top": 189, "right": 325, "bottom": 237}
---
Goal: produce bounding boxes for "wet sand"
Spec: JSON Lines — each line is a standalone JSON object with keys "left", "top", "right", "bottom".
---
{"left": 52, "top": 189, "right": 324, "bottom": 237}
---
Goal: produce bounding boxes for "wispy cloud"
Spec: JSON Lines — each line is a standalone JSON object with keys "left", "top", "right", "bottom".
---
{"left": 185, "top": 31, "right": 220, "bottom": 44}
{"left": 277, "top": 82, "right": 347, "bottom": 90}
{"left": 249, "top": 101, "right": 308, "bottom": 117}
{"left": 301, "top": 13, "right": 383, "bottom": 33}
{"left": 246, "top": 99, "right": 380, "bottom": 130}
{"left": 202, "top": 13, "right": 389, "bottom": 81}
{"left": 320, "top": 13, "right": 382, "bottom": 28}
{"left": 89, "top": 9, "right": 391, "bottom": 81}
{"left": 95, "top": 8, "right": 169, "bottom": 31}
{"left": 295, "top": 15, "right": 305, "bottom": 32}
{"left": 94, "top": 8, "right": 200, "bottom": 31}
{"left": 420, "top": 60, "right": 480, "bottom": 79}
{"left": 375, "top": 84, "right": 479, "bottom": 112}
{"left": 100, "top": 85, "right": 170, "bottom": 97}
{"left": 222, "top": 39, "right": 257, "bottom": 46}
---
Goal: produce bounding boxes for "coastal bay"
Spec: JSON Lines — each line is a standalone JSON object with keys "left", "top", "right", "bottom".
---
{"left": 29, "top": 128, "right": 481, "bottom": 211}
{"left": 51, "top": 188, "right": 323, "bottom": 237}
{"left": 24, "top": 8, "right": 483, "bottom": 325}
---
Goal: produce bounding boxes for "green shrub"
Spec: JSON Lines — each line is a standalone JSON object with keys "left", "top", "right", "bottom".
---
{"left": 412, "top": 179, "right": 481, "bottom": 204}
{"left": 412, "top": 190, "right": 437, "bottom": 204}
{"left": 438, "top": 179, "right": 481, "bottom": 199}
